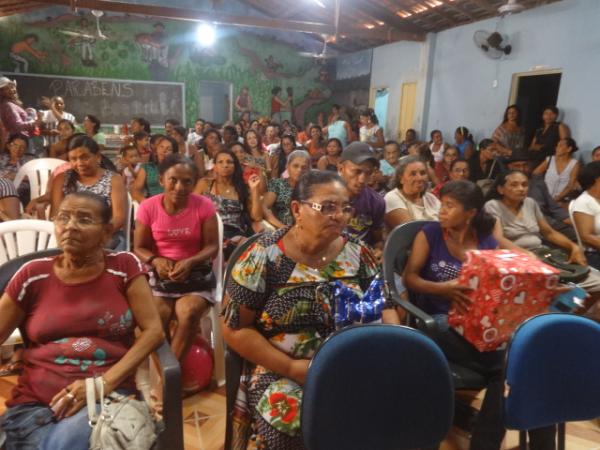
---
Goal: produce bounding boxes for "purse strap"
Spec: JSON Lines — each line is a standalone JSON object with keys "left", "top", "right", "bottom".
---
{"left": 86, "top": 377, "right": 105, "bottom": 425}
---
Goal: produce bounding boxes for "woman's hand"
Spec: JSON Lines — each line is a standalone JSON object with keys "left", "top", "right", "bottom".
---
{"left": 248, "top": 173, "right": 261, "bottom": 191}
{"left": 568, "top": 246, "right": 587, "bottom": 266}
{"left": 25, "top": 197, "right": 49, "bottom": 216}
{"left": 287, "top": 358, "right": 310, "bottom": 386}
{"left": 438, "top": 280, "right": 472, "bottom": 314}
{"left": 49, "top": 379, "right": 87, "bottom": 420}
{"left": 153, "top": 257, "right": 174, "bottom": 280}
{"left": 169, "top": 258, "right": 194, "bottom": 282}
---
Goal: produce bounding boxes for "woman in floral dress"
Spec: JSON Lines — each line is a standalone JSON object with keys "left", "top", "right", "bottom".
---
{"left": 222, "top": 170, "right": 380, "bottom": 449}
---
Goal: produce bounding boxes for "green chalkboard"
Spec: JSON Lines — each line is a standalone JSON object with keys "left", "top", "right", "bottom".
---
{"left": 5, "top": 72, "right": 185, "bottom": 127}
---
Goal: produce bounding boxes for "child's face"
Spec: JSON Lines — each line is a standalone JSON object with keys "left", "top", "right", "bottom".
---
{"left": 368, "top": 168, "right": 383, "bottom": 187}
{"left": 384, "top": 145, "right": 399, "bottom": 164}
{"left": 137, "top": 137, "right": 149, "bottom": 149}
{"left": 124, "top": 149, "right": 140, "bottom": 166}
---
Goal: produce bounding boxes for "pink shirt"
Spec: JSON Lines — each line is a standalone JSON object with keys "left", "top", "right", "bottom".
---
{"left": 0, "top": 101, "right": 35, "bottom": 142}
{"left": 136, "top": 193, "right": 215, "bottom": 261}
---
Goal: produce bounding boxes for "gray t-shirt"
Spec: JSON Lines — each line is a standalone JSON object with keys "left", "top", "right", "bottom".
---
{"left": 484, "top": 197, "right": 544, "bottom": 249}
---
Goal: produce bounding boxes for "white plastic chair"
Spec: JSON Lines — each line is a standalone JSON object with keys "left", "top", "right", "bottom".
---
{"left": 202, "top": 213, "right": 225, "bottom": 386}
{"left": 568, "top": 200, "right": 584, "bottom": 248}
{"left": 0, "top": 219, "right": 57, "bottom": 265}
{"left": 13, "top": 158, "right": 65, "bottom": 198}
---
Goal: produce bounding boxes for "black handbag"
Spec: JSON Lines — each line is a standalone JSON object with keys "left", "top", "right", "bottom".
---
{"left": 531, "top": 246, "right": 590, "bottom": 284}
{"left": 153, "top": 263, "right": 216, "bottom": 294}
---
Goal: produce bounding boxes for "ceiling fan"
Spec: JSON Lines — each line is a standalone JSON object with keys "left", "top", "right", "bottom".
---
{"left": 59, "top": 10, "right": 109, "bottom": 40}
{"left": 298, "top": 0, "right": 340, "bottom": 60}
{"left": 498, "top": 0, "right": 525, "bottom": 16}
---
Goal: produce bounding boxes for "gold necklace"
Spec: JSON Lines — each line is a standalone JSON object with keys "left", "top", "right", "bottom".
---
{"left": 217, "top": 180, "right": 232, "bottom": 195}
{"left": 294, "top": 227, "right": 330, "bottom": 263}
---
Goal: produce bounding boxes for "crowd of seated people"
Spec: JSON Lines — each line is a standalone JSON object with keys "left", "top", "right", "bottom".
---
{"left": 1, "top": 70, "right": 600, "bottom": 449}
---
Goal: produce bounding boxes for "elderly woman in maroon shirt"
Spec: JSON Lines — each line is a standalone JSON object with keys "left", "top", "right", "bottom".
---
{"left": 0, "top": 77, "right": 41, "bottom": 144}
{"left": 0, "top": 191, "right": 164, "bottom": 450}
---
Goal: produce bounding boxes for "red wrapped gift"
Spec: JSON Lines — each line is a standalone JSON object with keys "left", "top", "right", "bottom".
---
{"left": 448, "top": 250, "right": 560, "bottom": 352}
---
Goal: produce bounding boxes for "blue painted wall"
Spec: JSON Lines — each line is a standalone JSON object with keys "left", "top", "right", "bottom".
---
{"left": 425, "top": 0, "right": 600, "bottom": 158}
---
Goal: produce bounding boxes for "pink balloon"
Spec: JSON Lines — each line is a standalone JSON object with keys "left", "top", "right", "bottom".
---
{"left": 181, "top": 337, "right": 214, "bottom": 393}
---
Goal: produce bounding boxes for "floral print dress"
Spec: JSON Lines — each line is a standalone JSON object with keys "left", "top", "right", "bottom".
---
{"left": 267, "top": 178, "right": 293, "bottom": 226}
{"left": 223, "top": 227, "right": 378, "bottom": 449}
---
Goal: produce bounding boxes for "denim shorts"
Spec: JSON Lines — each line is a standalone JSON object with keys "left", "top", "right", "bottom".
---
{"left": 0, "top": 403, "right": 91, "bottom": 450}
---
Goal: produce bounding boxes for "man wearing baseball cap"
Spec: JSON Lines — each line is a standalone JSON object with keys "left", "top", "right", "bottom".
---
{"left": 338, "top": 141, "right": 385, "bottom": 253}
{"left": 0, "top": 76, "right": 40, "bottom": 145}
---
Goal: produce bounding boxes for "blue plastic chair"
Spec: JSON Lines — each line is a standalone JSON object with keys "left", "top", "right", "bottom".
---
{"left": 382, "top": 221, "right": 486, "bottom": 390}
{"left": 504, "top": 313, "right": 600, "bottom": 450}
{"left": 302, "top": 324, "right": 454, "bottom": 450}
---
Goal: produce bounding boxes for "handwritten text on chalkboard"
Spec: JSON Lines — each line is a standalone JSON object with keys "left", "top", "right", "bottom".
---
{"left": 49, "top": 80, "right": 135, "bottom": 99}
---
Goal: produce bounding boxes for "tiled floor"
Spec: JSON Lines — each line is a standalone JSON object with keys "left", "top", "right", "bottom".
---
{"left": 1, "top": 374, "right": 599, "bottom": 450}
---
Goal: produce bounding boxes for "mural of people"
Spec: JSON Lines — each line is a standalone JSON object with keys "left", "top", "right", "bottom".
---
{"left": 9, "top": 34, "right": 46, "bottom": 73}
{"left": 235, "top": 86, "right": 253, "bottom": 120}
{"left": 135, "top": 22, "right": 170, "bottom": 80}
{"left": 68, "top": 18, "right": 97, "bottom": 67}
{"left": 264, "top": 54, "right": 283, "bottom": 72}
{"left": 271, "top": 86, "right": 290, "bottom": 124}
{"left": 0, "top": 14, "right": 372, "bottom": 126}
{"left": 281, "top": 86, "right": 294, "bottom": 123}
{"left": 136, "top": 22, "right": 169, "bottom": 68}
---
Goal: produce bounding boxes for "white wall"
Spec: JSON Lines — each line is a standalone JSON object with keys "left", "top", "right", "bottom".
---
{"left": 371, "top": 0, "right": 600, "bottom": 158}
{"left": 425, "top": 0, "right": 600, "bottom": 158}
{"left": 370, "top": 38, "right": 427, "bottom": 141}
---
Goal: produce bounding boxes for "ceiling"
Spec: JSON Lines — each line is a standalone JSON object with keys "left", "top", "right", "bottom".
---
{"left": 0, "top": 0, "right": 562, "bottom": 52}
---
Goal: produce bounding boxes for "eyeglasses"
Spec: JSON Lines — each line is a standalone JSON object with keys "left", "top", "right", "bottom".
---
{"left": 55, "top": 212, "right": 101, "bottom": 227}
{"left": 301, "top": 201, "right": 355, "bottom": 217}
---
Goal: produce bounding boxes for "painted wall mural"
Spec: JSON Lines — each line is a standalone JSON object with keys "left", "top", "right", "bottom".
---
{"left": 0, "top": 9, "right": 370, "bottom": 127}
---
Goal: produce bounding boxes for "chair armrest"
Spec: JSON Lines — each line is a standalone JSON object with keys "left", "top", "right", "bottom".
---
{"left": 388, "top": 292, "right": 440, "bottom": 337}
{"left": 156, "top": 340, "right": 184, "bottom": 450}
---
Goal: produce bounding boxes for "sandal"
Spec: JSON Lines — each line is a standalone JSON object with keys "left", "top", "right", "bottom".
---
{"left": 0, "top": 360, "right": 23, "bottom": 377}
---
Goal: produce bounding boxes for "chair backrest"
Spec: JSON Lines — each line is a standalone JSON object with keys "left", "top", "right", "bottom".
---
{"left": 302, "top": 324, "right": 454, "bottom": 450}
{"left": 123, "top": 193, "right": 133, "bottom": 251}
{"left": 504, "top": 313, "right": 600, "bottom": 430}
{"left": 382, "top": 220, "right": 433, "bottom": 298}
{"left": 567, "top": 200, "right": 584, "bottom": 248}
{"left": 0, "top": 248, "right": 62, "bottom": 293}
{"left": 214, "top": 213, "right": 224, "bottom": 302}
{"left": 223, "top": 232, "right": 263, "bottom": 294}
{"left": 0, "top": 219, "right": 57, "bottom": 265}
{"left": 0, "top": 248, "right": 62, "bottom": 346}
{"left": 223, "top": 232, "right": 263, "bottom": 450}
{"left": 13, "top": 158, "right": 65, "bottom": 198}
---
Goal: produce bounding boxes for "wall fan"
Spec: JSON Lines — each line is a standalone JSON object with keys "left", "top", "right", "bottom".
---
{"left": 473, "top": 31, "right": 512, "bottom": 59}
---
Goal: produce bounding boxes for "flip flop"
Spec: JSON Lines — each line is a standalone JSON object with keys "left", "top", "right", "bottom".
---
{"left": 0, "top": 360, "right": 23, "bottom": 377}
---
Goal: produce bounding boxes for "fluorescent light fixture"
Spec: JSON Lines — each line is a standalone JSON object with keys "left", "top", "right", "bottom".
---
{"left": 196, "top": 23, "right": 216, "bottom": 47}
{"left": 397, "top": 10, "right": 413, "bottom": 18}
{"left": 312, "top": 0, "right": 326, "bottom": 8}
